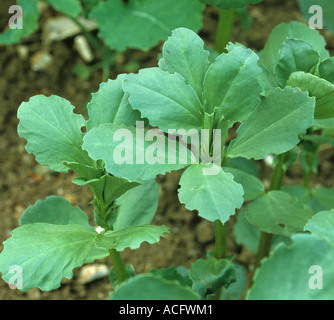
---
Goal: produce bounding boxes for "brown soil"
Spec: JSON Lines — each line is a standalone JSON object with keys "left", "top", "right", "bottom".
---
{"left": 0, "top": 0, "right": 333, "bottom": 300}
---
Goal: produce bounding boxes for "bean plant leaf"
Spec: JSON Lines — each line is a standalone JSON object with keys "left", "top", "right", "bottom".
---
{"left": 233, "top": 208, "right": 292, "bottom": 253}
{"left": 297, "top": 0, "right": 334, "bottom": 32}
{"left": 260, "top": 21, "right": 329, "bottom": 77}
{"left": 244, "top": 190, "right": 313, "bottom": 237}
{"left": 0, "top": 0, "right": 40, "bottom": 44}
{"left": 178, "top": 164, "right": 244, "bottom": 223}
{"left": 90, "top": 0, "right": 204, "bottom": 51}
{"left": 0, "top": 223, "right": 97, "bottom": 291}
{"left": 96, "top": 225, "right": 169, "bottom": 251}
{"left": 19, "top": 196, "right": 89, "bottom": 226}
{"left": 109, "top": 274, "right": 201, "bottom": 300}
{"left": 228, "top": 87, "right": 315, "bottom": 160}
{"left": 189, "top": 258, "right": 237, "bottom": 297}
{"left": 274, "top": 39, "right": 320, "bottom": 88}
{"left": 225, "top": 167, "right": 264, "bottom": 201}
{"left": 304, "top": 210, "right": 334, "bottom": 246}
{"left": 159, "top": 28, "right": 210, "bottom": 102}
{"left": 203, "top": 45, "right": 262, "bottom": 125}
{"left": 199, "top": 0, "right": 263, "bottom": 10}
{"left": 114, "top": 179, "right": 159, "bottom": 230}
{"left": 86, "top": 74, "right": 142, "bottom": 131}
{"left": 319, "top": 58, "right": 334, "bottom": 84}
{"left": 287, "top": 72, "right": 334, "bottom": 119}
{"left": 18, "top": 95, "right": 93, "bottom": 173}
{"left": 149, "top": 266, "right": 193, "bottom": 288}
{"left": 311, "top": 188, "right": 334, "bottom": 211}
{"left": 122, "top": 68, "right": 203, "bottom": 132}
{"left": 45, "top": 0, "right": 82, "bottom": 18}
{"left": 247, "top": 234, "right": 334, "bottom": 300}
{"left": 82, "top": 123, "right": 194, "bottom": 181}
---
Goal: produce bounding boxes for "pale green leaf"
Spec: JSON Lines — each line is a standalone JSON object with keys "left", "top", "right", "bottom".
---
{"left": 203, "top": 46, "right": 261, "bottom": 125}
{"left": 114, "top": 179, "right": 159, "bottom": 230}
{"left": 247, "top": 234, "right": 334, "bottom": 300}
{"left": 96, "top": 225, "right": 169, "bottom": 251}
{"left": 189, "top": 258, "right": 236, "bottom": 297}
{"left": 304, "top": 209, "right": 334, "bottom": 245}
{"left": 109, "top": 273, "right": 200, "bottom": 300}
{"left": 228, "top": 87, "right": 315, "bottom": 160}
{"left": 244, "top": 190, "right": 313, "bottom": 236}
{"left": 275, "top": 39, "right": 320, "bottom": 88}
{"left": 178, "top": 164, "right": 244, "bottom": 223}
{"left": 45, "top": 0, "right": 82, "bottom": 18}
{"left": 82, "top": 123, "right": 193, "bottom": 181}
{"left": 287, "top": 72, "right": 334, "bottom": 119}
{"left": 90, "top": 0, "right": 204, "bottom": 51}
{"left": 123, "top": 68, "right": 203, "bottom": 132}
{"left": 19, "top": 196, "right": 89, "bottom": 226}
{"left": 319, "top": 58, "right": 334, "bottom": 84}
{"left": 297, "top": 0, "right": 334, "bottom": 32}
{"left": 159, "top": 28, "right": 210, "bottom": 102}
{"left": 86, "top": 74, "right": 142, "bottom": 131}
{"left": 0, "top": 223, "right": 96, "bottom": 291}
{"left": 17, "top": 95, "right": 93, "bottom": 172}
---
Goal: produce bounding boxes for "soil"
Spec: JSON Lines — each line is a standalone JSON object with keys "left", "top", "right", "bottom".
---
{"left": 0, "top": 0, "right": 333, "bottom": 300}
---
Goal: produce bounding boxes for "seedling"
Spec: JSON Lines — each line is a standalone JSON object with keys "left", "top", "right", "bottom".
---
{"left": 1, "top": 18, "right": 334, "bottom": 299}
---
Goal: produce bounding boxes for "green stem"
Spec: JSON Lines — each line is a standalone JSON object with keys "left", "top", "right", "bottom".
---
{"left": 255, "top": 153, "right": 287, "bottom": 266}
{"left": 215, "top": 8, "right": 234, "bottom": 54}
{"left": 214, "top": 220, "right": 227, "bottom": 259}
{"left": 108, "top": 248, "right": 128, "bottom": 284}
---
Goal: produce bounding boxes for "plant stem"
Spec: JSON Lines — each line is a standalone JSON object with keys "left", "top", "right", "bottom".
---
{"left": 255, "top": 153, "right": 287, "bottom": 266}
{"left": 214, "top": 220, "right": 227, "bottom": 259}
{"left": 108, "top": 248, "right": 128, "bottom": 284}
{"left": 215, "top": 8, "right": 234, "bottom": 54}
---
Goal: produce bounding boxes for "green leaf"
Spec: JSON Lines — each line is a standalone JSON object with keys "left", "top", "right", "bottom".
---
{"left": 19, "top": 196, "right": 89, "bottom": 226}
{"left": 17, "top": 95, "right": 93, "bottom": 173}
{"left": 244, "top": 190, "right": 313, "bottom": 237}
{"left": 159, "top": 28, "right": 210, "bottom": 102}
{"left": 220, "top": 263, "right": 247, "bottom": 300}
{"left": 247, "top": 233, "right": 334, "bottom": 300}
{"left": 114, "top": 179, "right": 159, "bottom": 230}
{"left": 0, "top": 0, "right": 40, "bottom": 44}
{"left": 274, "top": 39, "right": 320, "bottom": 88}
{"left": 287, "top": 72, "right": 334, "bottom": 119}
{"left": 123, "top": 68, "right": 203, "bottom": 132}
{"left": 228, "top": 87, "right": 315, "bottom": 160}
{"left": 225, "top": 167, "right": 264, "bottom": 201}
{"left": 304, "top": 210, "right": 334, "bottom": 246}
{"left": 178, "top": 164, "right": 244, "bottom": 223}
{"left": 74, "top": 174, "right": 140, "bottom": 206}
{"left": 260, "top": 21, "right": 329, "bottom": 78}
{"left": 0, "top": 223, "right": 96, "bottom": 291}
{"left": 82, "top": 123, "right": 193, "bottom": 181}
{"left": 109, "top": 273, "right": 200, "bottom": 300}
{"left": 199, "top": 0, "right": 263, "bottom": 10}
{"left": 96, "top": 225, "right": 169, "bottom": 251}
{"left": 149, "top": 266, "right": 193, "bottom": 288}
{"left": 86, "top": 74, "right": 142, "bottom": 131}
{"left": 63, "top": 161, "right": 103, "bottom": 180}
{"left": 234, "top": 208, "right": 292, "bottom": 253}
{"left": 311, "top": 188, "right": 334, "bottom": 211}
{"left": 319, "top": 58, "right": 334, "bottom": 84}
{"left": 90, "top": 0, "right": 204, "bottom": 51}
{"left": 297, "top": 0, "right": 334, "bottom": 32}
{"left": 189, "top": 258, "right": 237, "bottom": 297}
{"left": 45, "top": 0, "right": 82, "bottom": 18}
{"left": 203, "top": 46, "right": 262, "bottom": 125}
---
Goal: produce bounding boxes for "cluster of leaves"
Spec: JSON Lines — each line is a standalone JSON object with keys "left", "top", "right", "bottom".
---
{"left": 1, "top": 7, "right": 334, "bottom": 297}
{"left": 0, "top": 0, "right": 204, "bottom": 51}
